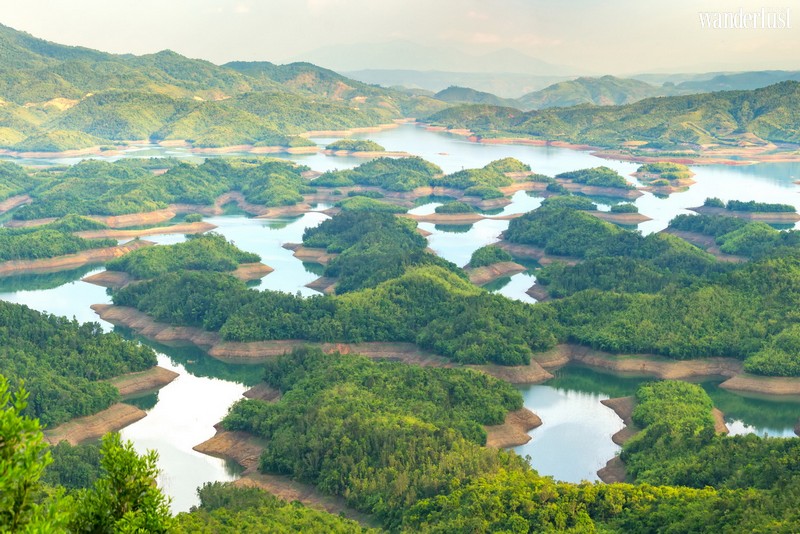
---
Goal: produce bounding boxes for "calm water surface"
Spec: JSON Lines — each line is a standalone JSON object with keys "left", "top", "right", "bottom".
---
{"left": 1, "top": 126, "right": 799, "bottom": 504}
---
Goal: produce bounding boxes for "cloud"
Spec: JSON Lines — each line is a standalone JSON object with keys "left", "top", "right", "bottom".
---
{"left": 469, "top": 32, "right": 501, "bottom": 44}
{"left": 234, "top": 2, "right": 250, "bottom": 14}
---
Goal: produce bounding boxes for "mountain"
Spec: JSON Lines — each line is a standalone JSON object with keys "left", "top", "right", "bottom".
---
{"left": 426, "top": 81, "right": 800, "bottom": 149}
{"left": 344, "top": 69, "right": 570, "bottom": 98}
{"left": 517, "top": 75, "right": 665, "bottom": 110}
{"left": 675, "top": 70, "right": 800, "bottom": 92}
{"left": 0, "top": 24, "right": 446, "bottom": 151}
{"left": 295, "top": 40, "right": 574, "bottom": 75}
{"left": 434, "top": 86, "right": 519, "bottom": 108}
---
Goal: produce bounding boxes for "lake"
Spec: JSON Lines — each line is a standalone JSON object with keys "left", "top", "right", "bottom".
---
{"left": 1, "top": 123, "right": 799, "bottom": 508}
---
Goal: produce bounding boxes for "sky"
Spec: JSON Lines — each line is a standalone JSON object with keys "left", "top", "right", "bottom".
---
{"left": 2, "top": 0, "right": 799, "bottom": 74}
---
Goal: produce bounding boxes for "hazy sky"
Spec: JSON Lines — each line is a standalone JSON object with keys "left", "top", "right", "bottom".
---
{"left": 2, "top": 0, "right": 798, "bottom": 74}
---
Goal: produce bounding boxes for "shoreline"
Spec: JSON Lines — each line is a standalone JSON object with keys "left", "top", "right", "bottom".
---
{"left": 75, "top": 221, "right": 217, "bottom": 240}
{"left": 466, "top": 261, "right": 526, "bottom": 285}
{"left": 43, "top": 364, "right": 179, "bottom": 445}
{"left": 690, "top": 205, "right": 800, "bottom": 223}
{"left": 90, "top": 304, "right": 553, "bottom": 384}
{"left": 193, "top": 428, "right": 378, "bottom": 527}
{"left": 417, "top": 123, "right": 800, "bottom": 166}
{"left": 0, "top": 239, "right": 153, "bottom": 277}
{"left": 484, "top": 407, "right": 542, "bottom": 448}
{"left": 322, "top": 149, "right": 410, "bottom": 158}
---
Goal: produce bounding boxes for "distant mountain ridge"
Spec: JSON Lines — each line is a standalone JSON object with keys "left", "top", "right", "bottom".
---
{"left": 426, "top": 81, "right": 800, "bottom": 150}
{"left": 0, "top": 24, "right": 445, "bottom": 152}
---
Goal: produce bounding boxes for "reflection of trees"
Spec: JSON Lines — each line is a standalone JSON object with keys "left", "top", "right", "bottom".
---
{"left": 0, "top": 264, "right": 98, "bottom": 293}
{"left": 112, "top": 327, "right": 264, "bottom": 387}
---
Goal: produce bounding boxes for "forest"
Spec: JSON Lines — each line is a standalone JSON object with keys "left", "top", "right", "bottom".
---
{"left": 0, "top": 300, "right": 156, "bottom": 426}
{"left": 12, "top": 157, "right": 313, "bottom": 219}
{"left": 0, "top": 216, "right": 116, "bottom": 261}
{"left": 217, "top": 348, "right": 800, "bottom": 532}
{"left": 106, "top": 232, "right": 260, "bottom": 279}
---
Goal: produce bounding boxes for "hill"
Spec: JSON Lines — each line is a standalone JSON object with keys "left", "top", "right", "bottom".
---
{"left": 434, "top": 86, "right": 519, "bottom": 107}
{"left": 0, "top": 24, "right": 445, "bottom": 152}
{"left": 426, "top": 81, "right": 800, "bottom": 155}
{"left": 517, "top": 75, "right": 665, "bottom": 110}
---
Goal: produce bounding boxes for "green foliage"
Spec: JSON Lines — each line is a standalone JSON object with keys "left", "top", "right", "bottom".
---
{"left": 426, "top": 81, "right": 800, "bottom": 147}
{"left": 743, "top": 324, "right": 800, "bottom": 376}
{"left": 174, "top": 483, "right": 371, "bottom": 533}
{"left": 539, "top": 195, "right": 597, "bottom": 211}
{"left": 636, "top": 162, "right": 692, "bottom": 182}
{"left": 42, "top": 441, "right": 102, "bottom": 490}
{"left": 726, "top": 199, "right": 796, "bottom": 213}
{"left": 325, "top": 139, "right": 385, "bottom": 152}
{"left": 668, "top": 213, "right": 747, "bottom": 237}
{"left": 222, "top": 347, "right": 523, "bottom": 528}
{"left": 468, "top": 245, "right": 513, "bottom": 268}
{"left": 703, "top": 197, "right": 725, "bottom": 208}
{"left": 12, "top": 129, "right": 109, "bottom": 152}
{"left": 0, "top": 377, "right": 68, "bottom": 532}
{"left": 506, "top": 207, "right": 616, "bottom": 257}
{"left": 556, "top": 166, "right": 634, "bottom": 189}
{"left": 0, "top": 160, "right": 37, "bottom": 201}
{"left": 106, "top": 233, "right": 260, "bottom": 279}
{"left": 434, "top": 201, "right": 475, "bottom": 214}
{"left": 313, "top": 156, "right": 441, "bottom": 192}
{"left": 335, "top": 196, "right": 405, "bottom": 213}
{"left": 482, "top": 157, "right": 531, "bottom": 173}
{"left": 610, "top": 203, "right": 638, "bottom": 213}
{"left": 0, "top": 300, "right": 156, "bottom": 425}
{"left": 12, "top": 157, "right": 311, "bottom": 219}
{"left": 0, "top": 220, "right": 116, "bottom": 261}
{"left": 69, "top": 433, "right": 173, "bottom": 533}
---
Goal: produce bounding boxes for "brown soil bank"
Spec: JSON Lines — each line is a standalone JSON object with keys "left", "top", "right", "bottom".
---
{"left": 0, "top": 194, "right": 31, "bottom": 214}
{"left": 82, "top": 270, "right": 132, "bottom": 289}
{"left": 0, "top": 239, "right": 153, "bottom": 276}
{"left": 84, "top": 262, "right": 272, "bottom": 290}
{"left": 466, "top": 261, "right": 526, "bottom": 285}
{"left": 282, "top": 243, "right": 337, "bottom": 265}
{"left": 76, "top": 221, "right": 217, "bottom": 240}
{"left": 719, "top": 374, "right": 800, "bottom": 396}
{"left": 592, "top": 211, "right": 651, "bottom": 225}
{"left": 691, "top": 205, "right": 800, "bottom": 223}
{"left": 485, "top": 408, "right": 542, "bottom": 448}
{"left": 537, "top": 344, "right": 743, "bottom": 380}
{"left": 232, "top": 262, "right": 274, "bottom": 282}
{"left": 106, "top": 366, "right": 179, "bottom": 397}
{"left": 44, "top": 403, "right": 146, "bottom": 445}
{"left": 494, "top": 240, "right": 580, "bottom": 266}
{"left": 92, "top": 305, "right": 553, "bottom": 384}
{"left": 195, "top": 429, "right": 375, "bottom": 527}
{"left": 526, "top": 283, "right": 550, "bottom": 302}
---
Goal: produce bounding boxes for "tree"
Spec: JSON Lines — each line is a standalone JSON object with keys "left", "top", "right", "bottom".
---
{"left": 70, "top": 433, "right": 173, "bottom": 533}
{"left": 0, "top": 376, "right": 69, "bottom": 532}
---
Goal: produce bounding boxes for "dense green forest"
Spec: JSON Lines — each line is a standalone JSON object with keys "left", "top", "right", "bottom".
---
{"left": 703, "top": 196, "right": 796, "bottom": 212}
{"left": 106, "top": 233, "right": 260, "bottom": 279}
{"left": 114, "top": 213, "right": 557, "bottom": 365}
{"left": 468, "top": 245, "right": 513, "bottom": 268}
{"left": 0, "top": 300, "right": 156, "bottom": 425}
{"left": 311, "top": 157, "right": 532, "bottom": 200}
{"left": 0, "top": 216, "right": 116, "bottom": 261}
{"left": 0, "top": 24, "right": 446, "bottom": 151}
{"left": 12, "top": 157, "right": 313, "bottom": 219}
{"left": 219, "top": 348, "right": 800, "bottom": 532}
{"left": 621, "top": 381, "right": 800, "bottom": 495}
{"left": 555, "top": 166, "right": 634, "bottom": 189}
{"left": 425, "top": 81, "right": 800, "bottom": 149}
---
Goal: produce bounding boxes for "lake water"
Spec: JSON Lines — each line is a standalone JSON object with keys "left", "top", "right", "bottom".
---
{"left": 1, "top": 124, "right": 799, "bottom": 506}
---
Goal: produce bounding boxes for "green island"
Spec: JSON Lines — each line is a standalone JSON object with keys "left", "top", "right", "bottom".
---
{"left": 325, "top": 139, "right": 386, "bottom": 152}
{"left": 468, "top": 245, "right": 513, "bottom": 268}
{"left": 434, "top": 201, "right": 476, "bottom": 214}
{"left": 11, "top": 158, "right": 313, "bottom": 220}
{"left": 112, "top": 211, "right": 555, "bottom": 365}
{"left": 555, "top": 166, "right": 634, "bottom": 189}
{"left": 106, "top": 233, "right": 261, "bottom": 279}
{"left": 703, "top": 196, "right": 796, "bottom": 213}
